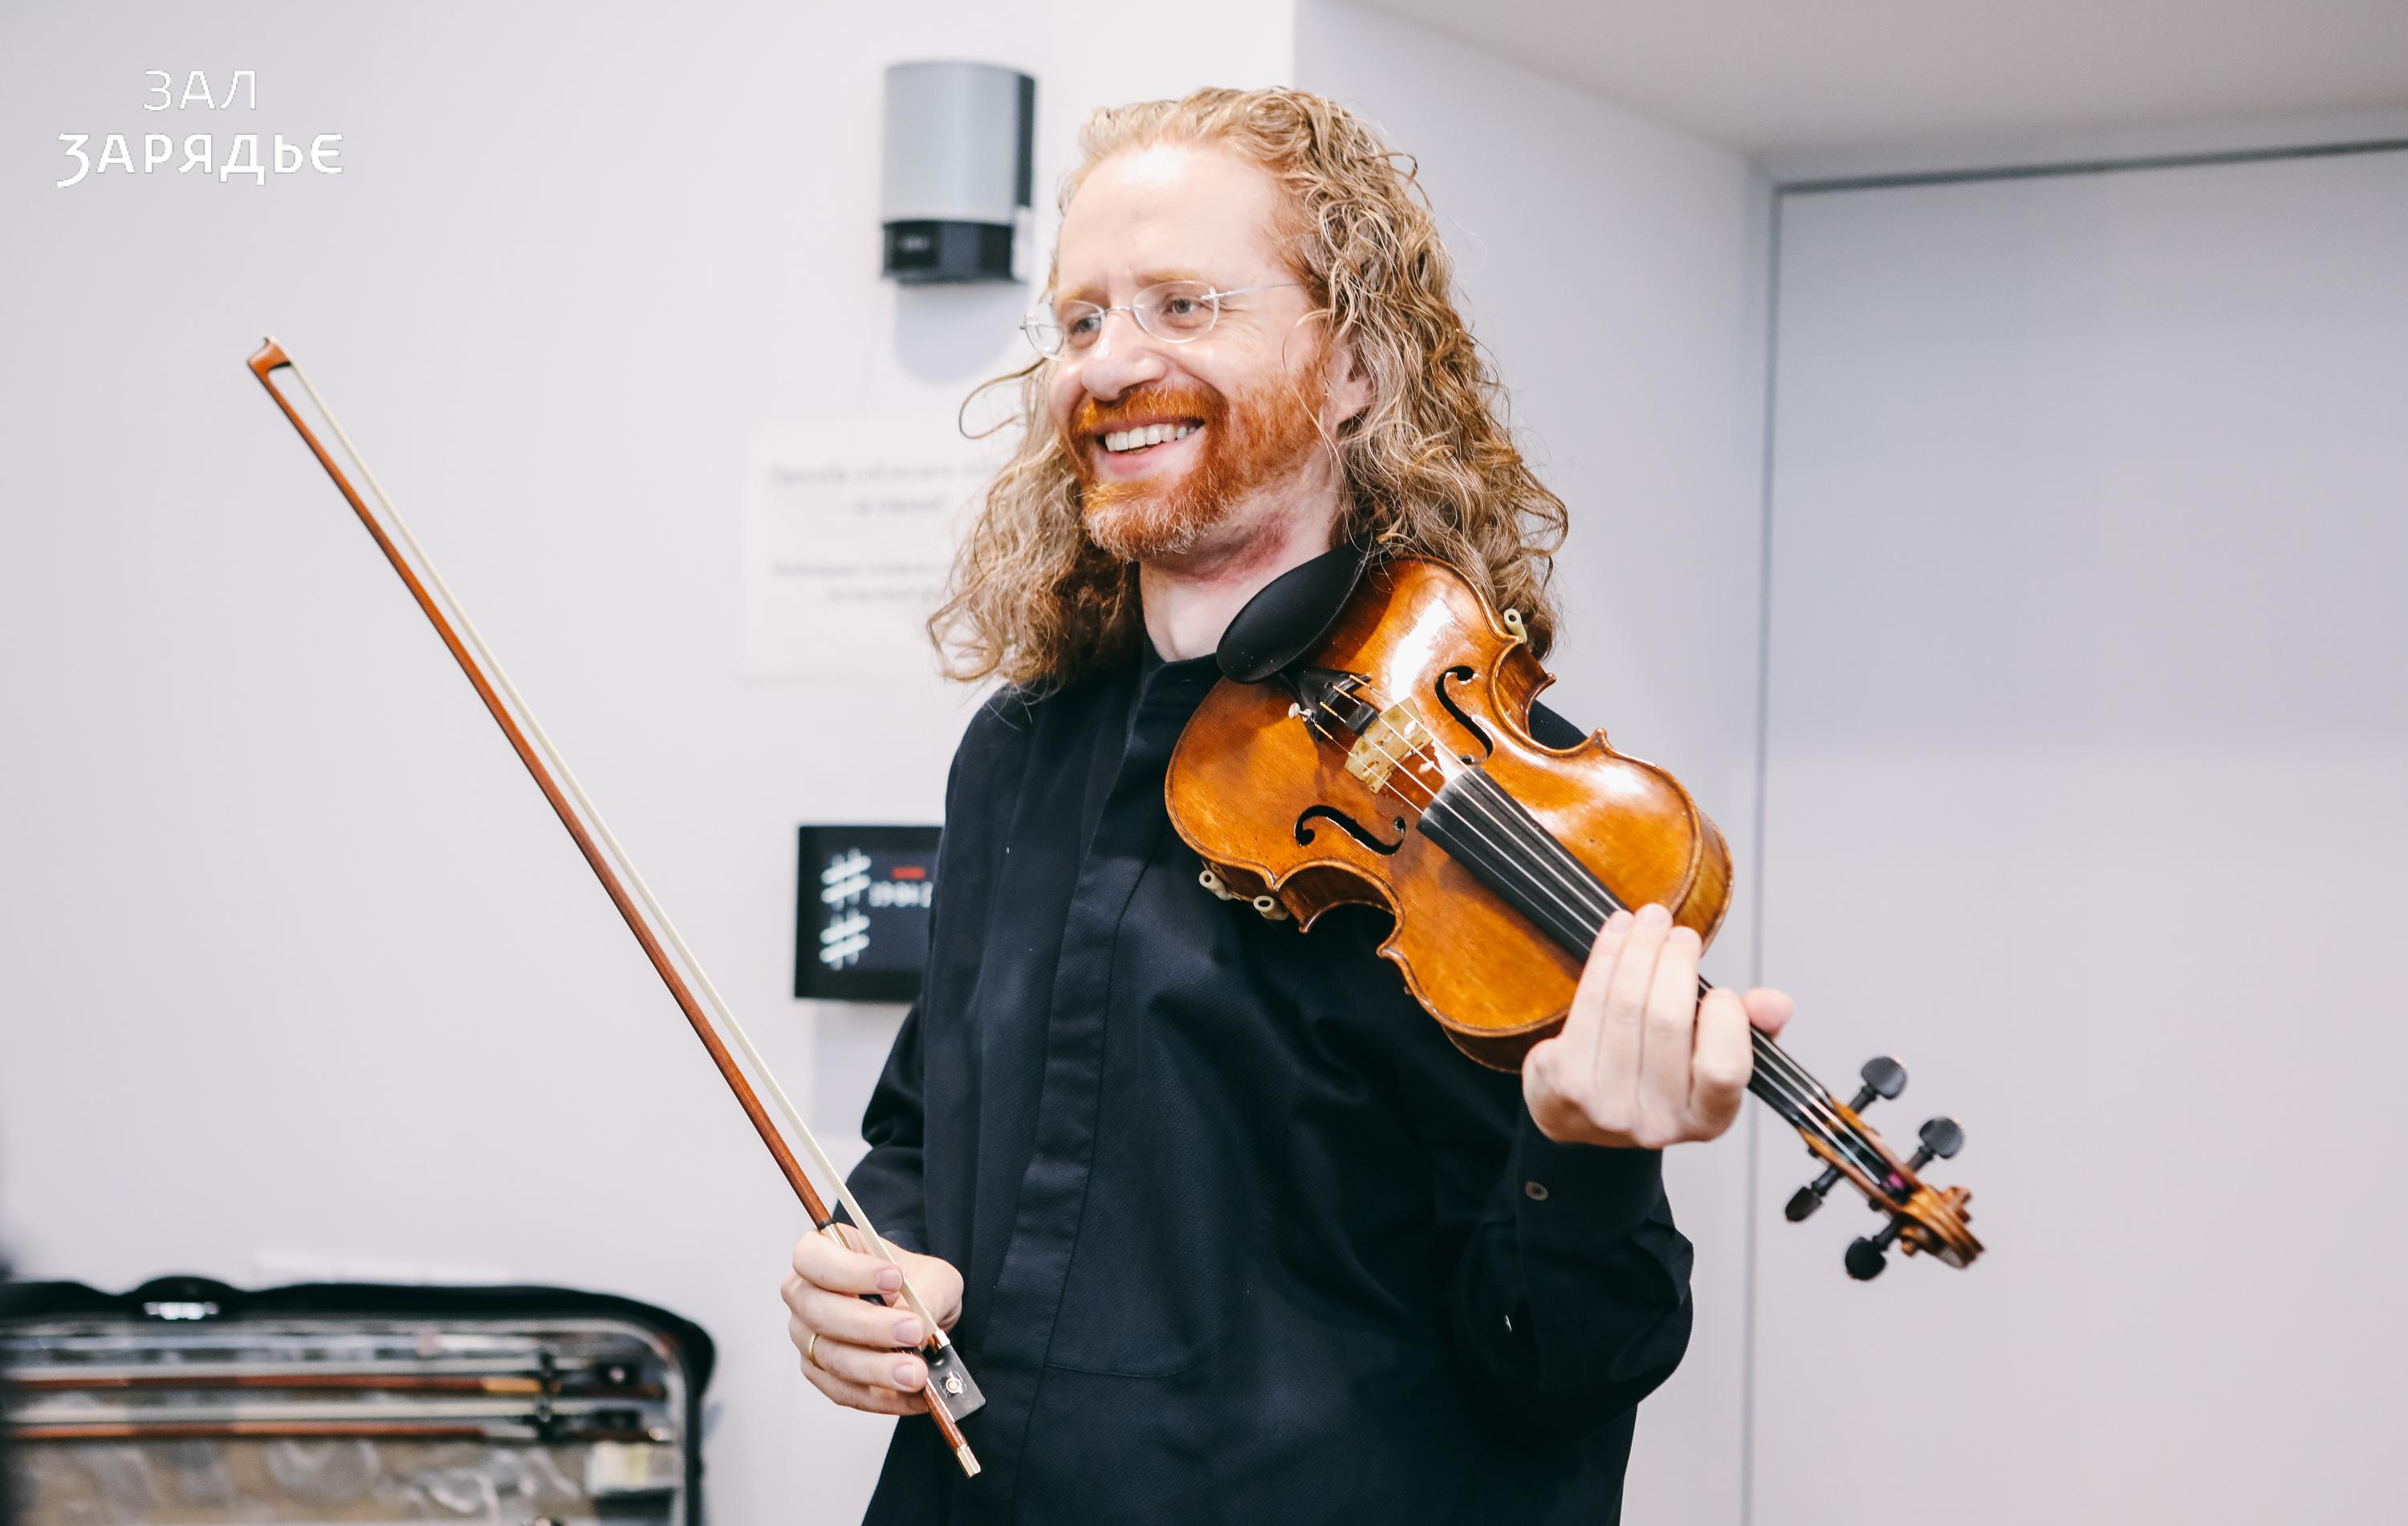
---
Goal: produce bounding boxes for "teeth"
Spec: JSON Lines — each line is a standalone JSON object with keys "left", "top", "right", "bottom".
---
{"left": 1102, "top": 422, "right": 1201, "bottom": 454}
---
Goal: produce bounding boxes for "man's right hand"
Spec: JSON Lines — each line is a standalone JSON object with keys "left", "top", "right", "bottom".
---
{"left": 783, "top": 1224, "right": 965, "bottom": 1417}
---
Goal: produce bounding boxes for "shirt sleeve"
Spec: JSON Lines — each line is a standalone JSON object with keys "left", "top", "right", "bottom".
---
{"left": 1405, "top": 695, "right": 1697, "bottom": 1439}
{"left": 1395, "top": 1024, "right": 1696, "bottom": 1443}
{"left": 840, "top": 698, "right": 1010, "bottom": 1256}
{"left": 844, "top": 997, "right": 931, "bottom": 1255}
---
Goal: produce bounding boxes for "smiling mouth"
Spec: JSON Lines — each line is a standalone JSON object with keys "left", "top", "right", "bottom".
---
{"left": 1096, "top": 420, "right": 1203, "bottom": 457}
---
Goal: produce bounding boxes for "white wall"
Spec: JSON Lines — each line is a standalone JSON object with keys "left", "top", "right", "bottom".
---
{"left": 1755, "top": 148, "right": 2408, "bottom": 1524}
{"left": 0, "top": 2, "right": 1290, "bottom": 1519}
{"left": 1295, "top": 6, "right": 1775, "bottom": 1522}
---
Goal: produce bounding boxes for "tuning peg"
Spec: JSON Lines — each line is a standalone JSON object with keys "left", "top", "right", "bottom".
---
{"left": 1845, "top": 1217, "right": 1907, "bottom": 1280}
{"left": 1848, "top": 1056, "right": 1906, "bottom": 1112}
{"left": 1907, "top": 1117, "right": 1963, "bottom": 1173}
{"left": 1785, "top": 1165, "right": 1843, "bottom": 1221}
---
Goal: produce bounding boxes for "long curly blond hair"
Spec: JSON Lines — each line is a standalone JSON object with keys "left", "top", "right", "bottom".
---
{"left": 929, "top": 85, "right": 1568, "bottom": 690}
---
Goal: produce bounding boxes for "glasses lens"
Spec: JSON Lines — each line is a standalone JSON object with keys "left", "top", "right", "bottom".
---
{"left": 1049, "top": 301, "right": 1108, "bottom": 354}
{"left": 1137, "top": 282, "right": 1218, "bottom": 342}
{"left": 1023, "top": 314, "right": 1064, "bottom": 355}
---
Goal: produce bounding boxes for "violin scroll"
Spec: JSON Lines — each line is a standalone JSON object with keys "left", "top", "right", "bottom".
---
{"left": 1784, "top": 1053, "right": 1982, "bottom": 1277}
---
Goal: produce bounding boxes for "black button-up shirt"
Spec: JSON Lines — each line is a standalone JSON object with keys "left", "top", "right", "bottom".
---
{"left": 846, "top": 640, "right": 1694, "bottom": 1524}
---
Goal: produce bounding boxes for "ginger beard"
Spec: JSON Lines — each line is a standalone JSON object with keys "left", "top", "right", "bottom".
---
{"left": 1065, "top": 338, "right": 1331, "bottom": 562}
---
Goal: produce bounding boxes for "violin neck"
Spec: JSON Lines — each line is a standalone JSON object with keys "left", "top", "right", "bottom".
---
{"left": 1413, "top": 761, "right": 1942, "bottom": 1247}
{"left": 1416, "top": 765, "right": 1832, "bottom": 1134}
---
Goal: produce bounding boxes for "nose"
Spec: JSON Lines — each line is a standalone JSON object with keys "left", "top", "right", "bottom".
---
{"left": 1075, "top": 309, "right": 1169, "bottom": 401}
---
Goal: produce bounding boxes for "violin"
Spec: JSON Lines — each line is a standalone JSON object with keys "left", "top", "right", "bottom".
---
{"left": 1165, "top": 547, "right": 1983, "bottom": 1280}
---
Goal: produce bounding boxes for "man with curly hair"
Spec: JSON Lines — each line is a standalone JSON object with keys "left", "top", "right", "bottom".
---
{"left": 780, "top": 86, "right": 1792, "bottom": 1524}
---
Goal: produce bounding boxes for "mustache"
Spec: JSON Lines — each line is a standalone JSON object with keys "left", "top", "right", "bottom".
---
{"left": 1070, "top": 387, "right": 1222, "bottom": 437}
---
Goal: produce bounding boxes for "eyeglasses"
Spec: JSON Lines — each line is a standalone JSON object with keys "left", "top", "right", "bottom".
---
{"left": 1023, "top": 279, "right": 1299, "bottom": 357}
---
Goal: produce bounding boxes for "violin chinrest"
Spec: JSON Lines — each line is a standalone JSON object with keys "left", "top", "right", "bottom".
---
{"left": 1216, "top": 539, "right": 1371, "bottom": 682}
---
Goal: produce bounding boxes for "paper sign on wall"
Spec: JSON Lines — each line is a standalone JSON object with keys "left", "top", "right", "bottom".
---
{"left": 741, "top": 420, "right": 999, "bottom": 680}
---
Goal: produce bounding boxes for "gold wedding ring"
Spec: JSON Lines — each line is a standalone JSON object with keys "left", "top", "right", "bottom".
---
{"left": 807, "top": 1331, "right": 824, "bottom": 1371}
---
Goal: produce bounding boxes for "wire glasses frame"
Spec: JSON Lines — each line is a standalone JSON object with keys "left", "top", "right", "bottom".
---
{"left": 1023, "top": 280, "right": 1300, "bottom": 356}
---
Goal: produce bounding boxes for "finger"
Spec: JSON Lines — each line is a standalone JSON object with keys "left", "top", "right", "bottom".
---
{"left": 812, "top": 1332, "right": 929, "bottom": 1395}
{"left": 1637, "top": 923, "right": 1704, "bottom": 1140}
{"left": 834, "top": 1223, "right": 932, "bottom": 1312}
{"left": 798, "top": 1284, "right": 925, "bottom": 1350}
{"left": 1556, "top": 909, "right": 1635, "bottom": 1076}
{"left": 1519, "top": 1035, "right": 1589, "bottom": 1143}
{"left": 799, "top": 1351, "right": 929, "bottom": 1416}
{"left": 1687, "top": 986, "right": 1755, "bottom": 1138}
{"left": 794, "top": 1228, "right": 903, "bottom": 1298}
{"left": 1741, "top": 987, "right": 1794, "bottom": 1036}
{"left": 1596, "top": 903, "right": 1670, "bottom": 1107}
{"left": 779, "top": 1272, "right": 828, "bottom": 1328}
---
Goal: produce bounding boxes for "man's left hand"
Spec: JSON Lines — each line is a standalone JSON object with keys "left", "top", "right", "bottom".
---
{"left": 1522, "top": 902, "right": 1792, "bottom": 1149}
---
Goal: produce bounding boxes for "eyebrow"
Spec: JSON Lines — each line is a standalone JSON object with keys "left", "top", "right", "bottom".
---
{"left": 1056, "top": 267, "right": 1222, "bottom": 303}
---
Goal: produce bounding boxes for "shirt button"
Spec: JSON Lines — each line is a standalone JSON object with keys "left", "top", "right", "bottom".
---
{"left": 1523, "top": 1180, "right": 1550, "bottom": 1202}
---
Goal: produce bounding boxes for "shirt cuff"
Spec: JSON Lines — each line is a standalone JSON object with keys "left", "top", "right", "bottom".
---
{"left": 1508, "top": 1111, "right": 1689, "bottom": 1391}
{"left": 1507, "top": 1109, "right": 1666, "bottom": 1246}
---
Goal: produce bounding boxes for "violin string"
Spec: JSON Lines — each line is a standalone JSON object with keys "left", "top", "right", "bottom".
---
{"left": 1283, "top": 686, "right": 1888, "bottom": 1190}
{"left": 1276, "top": 722, "right": 1847, "bottom": 1154}
{"left": 1436, "top": 766, "right": 1870, "bottom": 1165}
{"left": 1441, "top": 761, "right": 1818, "bottom": 1094}
{"left": 1333, "top": 707, "right": 1876, "bottom": 1170}
{"left": 1341, "top": 701, "right": 1886, "bottom": 1174}
{"left": 1351, "top": 721, "right": 1835, "bottom": 1109}
{"left": 1429, "top": 759, "right": 1865, "bottom": 1154}
{"left": 1281, "top": 702, "right": 1859, "bottom": 1117}
{"left": 1439, "top": 765, "right": 1881, "bottom": 1166}
{"left": 282, "top": 357, "right": 954, "bottom": 1340}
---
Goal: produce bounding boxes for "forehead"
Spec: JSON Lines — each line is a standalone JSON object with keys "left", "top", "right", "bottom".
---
{"left": 1053, "top": 143, "right": 1286, "bottom": 299}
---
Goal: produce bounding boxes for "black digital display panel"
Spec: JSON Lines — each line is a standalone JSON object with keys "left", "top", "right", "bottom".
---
{"left": 793, "top": 824, "right": 941, "bottom": 1003}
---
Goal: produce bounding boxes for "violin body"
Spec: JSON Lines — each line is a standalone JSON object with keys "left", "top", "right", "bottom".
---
{"left": 1168, "top": 556, "right": 1731, "bottom": 1069}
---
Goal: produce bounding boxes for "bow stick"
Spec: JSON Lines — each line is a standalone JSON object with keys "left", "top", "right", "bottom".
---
{"left": 246, "top": 339, "right": 983, "bottom": 1477}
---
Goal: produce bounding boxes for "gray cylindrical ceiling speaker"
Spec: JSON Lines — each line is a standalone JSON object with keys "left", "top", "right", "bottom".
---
{"left": 881, "top": 61, "right": 1035, "bottom": 285}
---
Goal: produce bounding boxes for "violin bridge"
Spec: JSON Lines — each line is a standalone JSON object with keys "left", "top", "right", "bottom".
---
{"left": 1346, "top": 703, "right": 1434, "bottom": 794}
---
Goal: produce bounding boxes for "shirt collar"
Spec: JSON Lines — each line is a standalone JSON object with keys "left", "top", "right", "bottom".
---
{"left": 1136, "top": 630, "right": 1222, "bottom": 708}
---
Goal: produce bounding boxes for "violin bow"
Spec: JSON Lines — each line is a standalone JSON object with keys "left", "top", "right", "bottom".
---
{"left": 246, "top": 339, "right": 983, "bottom": 1477}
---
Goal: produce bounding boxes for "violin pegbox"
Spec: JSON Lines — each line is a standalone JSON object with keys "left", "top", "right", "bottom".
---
{"left": 1781, "top": 1055, "right": 1981, "bottom": 1279}
{"left": 1785, "top": 1056, "right": 1906, "bottom": 1223}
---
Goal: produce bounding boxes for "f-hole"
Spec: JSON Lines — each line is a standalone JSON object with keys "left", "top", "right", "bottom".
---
{"left": 1435, "top": 666, "right": 1494, "bottom": 760}
{"left": 1296, "top": 805, "right": 1405, "bottom": 855}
